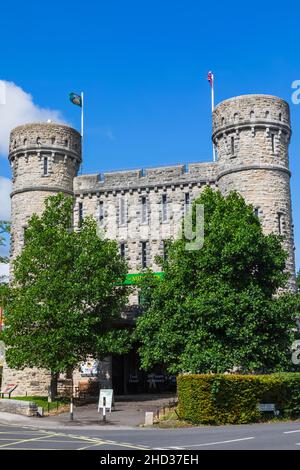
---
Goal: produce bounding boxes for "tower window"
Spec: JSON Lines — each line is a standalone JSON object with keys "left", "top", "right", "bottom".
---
{"left": 163, "top": 240, "right": 168, "bottom": 262}
{"left": 184, "top": 193, "right": 190, "bottom": 213}
{"left": 43, "top": 157, "right": 48, "bottom": 175}
{"left": 162, "top": 194, "right": 168, "bottom": 222}
{"left": 23, "top": 138, "right": 27, "bottom": 146}
{"left": 231, "top": 136, "right": 235, "bottom": 156}
{"left": 141, "top": 196, "right": 147, "bottom": 224}
{"left": 120, "top": 242, "right": 125, "bottom": 258}
{"left": 78, "top": 202, "right": 83, "bottom": 227}
{"left": 250, "top": 110, "right": 255, "bottom": 120}
{"left": 271, "top": 133, "right": 275, "bottom": 153}
{"left": 36, "top": 137, "right": 41, "bottom": 146}
{"left": 279, "top": 113, "right": 282, "bottom": 121}
{"left": 141, "top": 241, "right": 147, "bottom": 268}
{"left": 254, "top": 207, "right": 259, "bottom": 218}
{"left": 51, "top": 137, "right": 56, "bottom": 145}
{"left": 277, "top": 212, "right": 284, "bottom": 235}
{"left": 265, "top": 111, "right": 270, "bottom": 119}
{"left": 99, "top": 201, "right": 104, "bottom": 226}
{"left": 119, "top": 198, "right": 127, "bottom": 226}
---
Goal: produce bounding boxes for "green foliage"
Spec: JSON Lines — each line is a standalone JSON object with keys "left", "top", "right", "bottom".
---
{"left": 297, "top": 270, "right": 300, "bottom": 291}
{"left": 177, "top": 373, "right": 300, "bottom": 425}
{"left": 136, "top": 187, "right": 298, "bottom": 374}
{"left": 0, "top": 193, "right": 131, "bottom": 375}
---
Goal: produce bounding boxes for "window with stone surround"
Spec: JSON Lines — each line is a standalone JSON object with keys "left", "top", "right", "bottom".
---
{"left": 271, "top": 133, "right": 275, "bottom": 154}
{"left": 119, "top": 197, "right": 127, "bottom": 226}
{"left": 99, "top": 201, "right": 104, "bottom": 226}
{"left": 184, "top": 193, "right": 190, "bottom": 214}
{"left": 78, "top": 202, "right": 83, "bottom": 227}
{"left": 141, "top": 196, "right": 147, "bottom": 224}
{"left": 120, "top": 242, "right": 126, "bottom": 258}
{"left": 277, "top": 212, "right": 284, "bottom": 235}
{"left": 163, "top": 240, "right": 168, "bottom": 262}
{"left": 141, "top": 241, "right": 148, "bottom": 268}
{"left": 43, "top": 156, "right": 48, "bottom": 175}
{"left": 162, "top": 194, "right": 168, "bottom": 222}
{"left": 230, "top": 136, "right": 235, "bottom": 156}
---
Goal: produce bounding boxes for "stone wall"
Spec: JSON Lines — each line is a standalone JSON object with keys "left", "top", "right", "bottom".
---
{"left": 0, "top": 398, "right": 38, "bottom": 416}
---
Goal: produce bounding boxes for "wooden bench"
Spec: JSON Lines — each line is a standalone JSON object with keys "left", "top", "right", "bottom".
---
{"left": 0, "top": 384, "right": 18, "bottom": 399}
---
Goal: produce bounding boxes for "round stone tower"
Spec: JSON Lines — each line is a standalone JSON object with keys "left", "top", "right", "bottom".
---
{"left": 3, "top": 123, "right": 82, "bottom": 397}
{"left": 9, "top": 122, "right": 82, "bottom": 259}
{"left": 213, "top": 94, "right": 296, "bottom": 286}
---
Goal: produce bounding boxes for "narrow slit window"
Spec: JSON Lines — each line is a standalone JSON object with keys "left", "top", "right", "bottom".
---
{"left": 254, "top": 207, "right": 259, "bottom": 218}
{"left": 162, "top": 194, "right": 168, "bottom": 222}
{"left": 99, "top": 201, "right": 104, "bottom": 226}
{"left": 43, "top": 156, "right": 48, "bottom": 175}
{"left": 141, "top": 241, "right": 147, "bottom": 268}
{"left": 271, "top": 133, "right": 275, "bottom": 153}
{"left": 119, "top": 198, "right": 126, "bottom": 226}
{"left": 163, "top": 240, "right": 168, "bottom": 262}
{"left": 231, "top": 136, "right": 235, "bottom": 156}
{"left": 277, "top": 212, "right": 284, "bottom": 234}
{"left": 78, "top": 202, "right": 83, "bottom": 227}
{"left": 120, "top": 242, "right": 125, "bottom": 258}
{"left": 141, "top": 196, "right": 147, "bottom": 224}
{"left": 185, "top": 193, "right": 190, "bottom": 213}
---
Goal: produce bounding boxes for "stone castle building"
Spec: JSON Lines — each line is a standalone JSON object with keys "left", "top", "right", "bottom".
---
{"left": 1, "top": 94, "right": 297, "bottom": 396}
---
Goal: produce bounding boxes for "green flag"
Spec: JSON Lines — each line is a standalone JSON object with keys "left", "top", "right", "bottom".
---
{"left": 69, "top": 92, "right": 82, "bottom": 107}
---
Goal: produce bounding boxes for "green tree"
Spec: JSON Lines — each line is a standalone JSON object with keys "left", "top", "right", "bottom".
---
{"left": 136, "top": 187, "right": 298, "bottom": 374}
{"left": 0, "top": 194, "right": 131, "bottom": 399}
{"left": 296, "top": 270, "right": 300, "bottom": 291}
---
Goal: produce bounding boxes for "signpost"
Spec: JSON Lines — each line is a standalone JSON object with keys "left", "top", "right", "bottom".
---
{"left": 98, "top": 389, "right": 114, "bottom": 421}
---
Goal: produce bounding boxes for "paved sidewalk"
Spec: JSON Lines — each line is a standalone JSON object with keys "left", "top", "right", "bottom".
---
{"left": 0, "top": 393, "right": 177, "bottom": 431}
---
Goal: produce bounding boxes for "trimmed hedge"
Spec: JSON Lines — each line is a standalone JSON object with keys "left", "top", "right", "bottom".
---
{"left": 177, "top": 373, "right": 300, "bottom": 425}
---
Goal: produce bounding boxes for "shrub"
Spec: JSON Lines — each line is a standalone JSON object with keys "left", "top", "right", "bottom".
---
{"left": 177, "top": 373, "right": 300, "bottom": 425}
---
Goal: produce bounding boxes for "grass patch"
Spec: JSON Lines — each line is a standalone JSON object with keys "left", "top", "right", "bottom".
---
{"left": 154, "top": 409, "right": 195, "bottom": 428}
{"left": 8, "top": 396, "right": 70, "bottom": 414}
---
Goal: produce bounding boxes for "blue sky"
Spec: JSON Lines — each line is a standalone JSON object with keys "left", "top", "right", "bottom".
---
{"left": 0, "top": 0, "right": 299, "bottom": 270}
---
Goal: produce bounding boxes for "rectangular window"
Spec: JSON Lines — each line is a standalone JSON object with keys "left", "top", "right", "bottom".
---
{"left": 78, "top": 202, "right": 83, "bottom": 227}
{"left": 43, "top": 156, "right": 48, "bottom": 175}
{"left": 119, "top": 198, "right": 126, "bottom": 226}
{"left": 277, "top": 212, "right": 284, "bottom": 234}
{"left": 141, "top": 196, "right": 147, "bottom": 224}
{"left": 271, "top": 133, "right": 275, "bottom": 153}
{"left": 162, "top": 194, "right": 168, "bottom": 222}
{"left": 141, "top": 241, "right": 147, "bottom": 268}
{"left": 99, "top": 201, "right": 104, "bottom": 226}
{"left": 120, "top": 242, "right": 125, "bottom": 258}
{"left": 185, "top": 193, "right": 190, "bottom": 213}
{"left": 231, "top": 136, "right": 235, "bottom": 156}
{"left": 163, "top": 240, "right": 168, "bottom": 262}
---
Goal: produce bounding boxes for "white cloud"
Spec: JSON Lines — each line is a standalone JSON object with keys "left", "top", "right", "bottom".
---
{"left": 0, "top": 177, "right": 12, "bottom": 220}
{"left": 0, "top": 81, "right": 64, "bottom": 156}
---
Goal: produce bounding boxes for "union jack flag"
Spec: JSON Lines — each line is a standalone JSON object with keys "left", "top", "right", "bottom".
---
{"left": 207, "top": 71, "right": 214, "bottom": 87}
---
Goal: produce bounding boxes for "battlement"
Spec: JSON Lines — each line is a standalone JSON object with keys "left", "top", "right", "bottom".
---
{"left": 213, "top": 94, "right": 291, "bottom": 141}
{"left": 9, "top": 122, "right": 82, "bottom": 161}
{"left": 74, "top": 161, "right": 218, "bottom": 194}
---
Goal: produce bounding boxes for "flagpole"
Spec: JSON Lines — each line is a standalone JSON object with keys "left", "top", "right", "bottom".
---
{"left": 81, "top": 92, "right": 84, "bottom": 139}
{"left": 81, "top": 92, "right": 84, "bottom": 174}
{"left": 211, "top": 74, "right": 216, "bottom": 162}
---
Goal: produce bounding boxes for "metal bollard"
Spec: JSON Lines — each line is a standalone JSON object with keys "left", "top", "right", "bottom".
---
{"left": 103, "top": 396, "right": 106, "bottom": 422}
